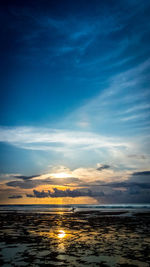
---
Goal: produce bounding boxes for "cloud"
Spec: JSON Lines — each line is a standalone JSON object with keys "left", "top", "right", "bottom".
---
{"left": 64, "top": 56, "right": 150, "bottom": 140}
{"left": 26, "top": 188, "right": 105, "bottom": 198}
{"left": 5, "top": 166, "right": 149, "bottom": 203}
{"left": 8, "top": 195, "right": 23, "bottom": 199}
{"left": 26, "top": 194, "right": 35, "bottom": 198}
{"left": 97, "top": 164, "right": 110, "bottom": 171}
{"left": 13, "top": 174, "right": 41, "bottom": 180}
{"left": 6, "top": 177, "right": 81, "bottom": 189}
{"left": 130, "top": 170, "right": 150, "bottom": 184}
{"left": 120, "top": 112, "right": 150, "bottom": 122}
{"left": 132, "top": 171, "right": 150, "bottom": 176}
{"left": 25, "top": 182, "right": 150, "bottom": 203}
{"left": 4, "top": 164, "right": 127, "bottom": 191}
{"left": 103, "top": 181, "right": 150, "bottom": 189}
{"left": 127, "top": 186, "right": 140, "bottom": 195}
{"left": 122, "top": 103, "right": 150, "bottom": 115}
{"left": 0, "top": 126, "right": 137, "bottom": 171}
{"left": 0, "top": 127, "right": 130, "bottom": 151}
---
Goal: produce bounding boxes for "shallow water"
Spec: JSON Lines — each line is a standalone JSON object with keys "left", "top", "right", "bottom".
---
{"left": 0, "top": 211, "right": 150, "bottom": 266}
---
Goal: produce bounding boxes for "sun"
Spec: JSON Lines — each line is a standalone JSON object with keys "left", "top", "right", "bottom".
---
{"left": 52, "top": 172, "right": 71, "bottom": 178}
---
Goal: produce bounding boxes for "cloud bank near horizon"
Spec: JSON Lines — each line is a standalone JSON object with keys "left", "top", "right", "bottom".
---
{"left": 4, "top": 169, "right": 150, "bottom": 203}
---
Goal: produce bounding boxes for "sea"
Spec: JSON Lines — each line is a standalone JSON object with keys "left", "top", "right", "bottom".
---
{"left": 0, "top": 204, "right": 150, "bottom": 213}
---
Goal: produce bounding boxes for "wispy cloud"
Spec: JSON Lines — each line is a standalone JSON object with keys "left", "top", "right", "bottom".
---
{"left": 120, "top": 112, "right": 150, "bottom": 122}
{"left": 63, "top": 58, "right": 150, "bottom": 137}
{"left": 0, "top": 126, "right": 131, "bottom": 151}
{"left": 0, "top": 124, "right": 149, "bottom": 173}
{"left": 121, "top": 103, "right": 150, "bottom": 114}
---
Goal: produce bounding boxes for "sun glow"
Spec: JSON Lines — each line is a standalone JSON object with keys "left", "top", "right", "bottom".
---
{"left": 52, "top": 172, "right": 71, "bottom": 178}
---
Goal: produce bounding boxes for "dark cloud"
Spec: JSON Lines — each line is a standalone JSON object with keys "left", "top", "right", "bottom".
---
{"left": 90, "top": 171, "right": 150, "bottom": 189}
{"left": 26, "top": 193, "right": 36, "bottom": 198}
{"left": 6, "top": 177, "right": 81, "bottom": 189}
{"left": 24, "top": 181, "right": 150, "bottom": 203}
{"left": 14, "top": 174, "right": 41, "bottom": 180}
{"left": 132, "top": 171, "right": 150, "bottom": 176}
{"left": 26, "top": 188, "right": 105, "bottom": 198}
{"left": 127, "top": 186, "right": 140, "bottom": 195}
{"left": 102, "top": 181, "right": 150, "bottom": 189}
{"left": 28, "top": 190, "right": 50, "bottom": 198}
{"left": 96, "top": 164, "right": 110, "bottom": 171}
{"left": 8, "top": 195, "right": 23, "bottom": 199}
{"left": 26, "top": 185, "right": 150, "bottom": 203}
{"left": 130, "top": 171, "right": 150, "bottom": 184}
{"left": 6, "top": 180, "right": 44, "bottom": 189}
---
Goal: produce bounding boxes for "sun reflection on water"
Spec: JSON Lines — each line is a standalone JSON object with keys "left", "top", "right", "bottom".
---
{"left": 57, "top": 230, "right": 66, "bottom": 239}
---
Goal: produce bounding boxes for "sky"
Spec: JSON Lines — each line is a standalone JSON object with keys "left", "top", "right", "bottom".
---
{"left": 0, "top": 0, "right": 150, "bottom": 204}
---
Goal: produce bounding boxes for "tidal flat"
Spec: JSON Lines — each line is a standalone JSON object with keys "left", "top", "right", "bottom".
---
{"left": 0, "top": 211, "right": 150, "bottom": 266}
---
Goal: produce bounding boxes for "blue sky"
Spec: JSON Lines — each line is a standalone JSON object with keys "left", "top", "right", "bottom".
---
{"left": 0, "top": 0, "right": 150, "bottom": 204}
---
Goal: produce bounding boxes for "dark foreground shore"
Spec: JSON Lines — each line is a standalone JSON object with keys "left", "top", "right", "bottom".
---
{"left": 0, "top": 211, "right": 150, "bottom": 266}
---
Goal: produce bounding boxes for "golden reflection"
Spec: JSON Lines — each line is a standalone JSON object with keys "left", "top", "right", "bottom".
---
{"left": 29, "top": 228, "right": 70, "bottom": 241}
{"left": 57, "top": 230, "right": 66, "bottom": 239}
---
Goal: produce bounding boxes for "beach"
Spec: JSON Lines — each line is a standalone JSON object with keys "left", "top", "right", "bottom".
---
{"left": 0, "top": 209, "right": 150, "bottom": 266}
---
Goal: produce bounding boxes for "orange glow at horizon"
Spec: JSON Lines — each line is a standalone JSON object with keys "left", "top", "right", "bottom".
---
{"left": 1, "top": 196, "right": 98, "bottom": 205}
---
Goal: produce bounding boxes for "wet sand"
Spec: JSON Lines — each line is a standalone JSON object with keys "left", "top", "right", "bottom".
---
{"left": 0, "top": 211, "right": 150, "bottom": 266}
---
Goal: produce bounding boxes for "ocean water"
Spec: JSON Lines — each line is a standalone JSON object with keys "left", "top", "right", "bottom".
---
{"left": 0, "top": 204, "right": 150, "bottom": 213}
